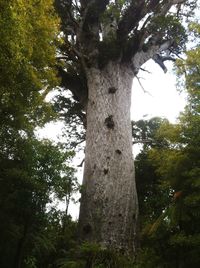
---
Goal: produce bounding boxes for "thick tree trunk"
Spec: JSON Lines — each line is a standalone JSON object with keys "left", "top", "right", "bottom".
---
{"left": 79, "top": 62, "right": 138, "bottom": 254}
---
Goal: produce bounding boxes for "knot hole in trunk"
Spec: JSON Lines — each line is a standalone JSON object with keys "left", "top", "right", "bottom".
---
{"left": 108, "top": 87, "right": 117, "bottom": 94}
{"left": 105, "top": 115, "right": 115, "bottom": 129}
{"left": 104, "top": 168, "right": 109, "bottom": 175}
{"left": 115, "top": 149, "right": 122, "bottom": 155}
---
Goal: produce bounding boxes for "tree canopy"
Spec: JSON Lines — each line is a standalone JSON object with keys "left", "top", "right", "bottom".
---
{"left": 0, "top": 0, "right": 59, "bottom": 131}
{"left": 55, "top": 0, "right": 196, "bottom": 117}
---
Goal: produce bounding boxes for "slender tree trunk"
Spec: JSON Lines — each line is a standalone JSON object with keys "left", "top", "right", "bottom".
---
{"left": 79, "top": 62, "right": 138, "bottom": 254}
{"left": 14, "top": 222, "right": 28, "bottom": 268}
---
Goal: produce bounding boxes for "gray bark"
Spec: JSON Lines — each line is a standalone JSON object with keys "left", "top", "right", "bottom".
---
{"left": 78, "top": 62, "right": 138, "bottom": 254}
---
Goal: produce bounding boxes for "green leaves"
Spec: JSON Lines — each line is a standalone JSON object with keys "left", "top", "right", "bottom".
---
{"left": 0, "top": 1, "right": 79, "bottom": 267}
{"left": 149, "top": 14, "right": 187, "bottom": 54}
{"left": 57, "top": 242, "right": 135, "bottom": 268}
{"left": 0, "top": 0, "right": 60, "bottom": 130}
{"left": 134, "top": 70, "right": 200, "bottom": 266}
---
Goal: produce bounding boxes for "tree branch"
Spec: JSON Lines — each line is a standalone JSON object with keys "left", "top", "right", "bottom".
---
{"left": 133, "top": 139, "right": 152, "bottom": 145}
{"left": 117, "top": 1, "right": 147, "bottom": 41}
{"left": 153, "top": 53, "right": 176, "bottom": 73}
{"left": 135, "top": 76, "right": 152, "bottom": 96}
{"left": 57, "top": 66, "right": 88, "bottom": 107}
{"left": 77, "top": 158, "right": 85, "bottom": 167}
{"left": 132, "top": 37, "right": 174, "bottom": 74}
{"left": 140, "top": 67, "right": 151, "bottom": 74}
{"left": 119, "top": 0, "right": 187, "bottom": 65}
{"left": 80, "top": 0, "right": 110, "bottom": 29}
{"left": 77, "top": 0, "right": 110, "bottom": 63}
{"left": 117, "top": 0, "right": 186, "bottom": 41}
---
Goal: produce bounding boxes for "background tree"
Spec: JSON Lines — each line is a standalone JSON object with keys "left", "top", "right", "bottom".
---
{"left": 0, "top": 1, "right": 78, "bottom": 267}
{"left": 54, "top": 0, "right": 196, "bottom": 254}
{"left": 0, "top": 139, "right": 76, "bottom": 268}
{"left": 133, "top": 26, "right": 200, "bottom": 266}
{"left": 0, "top": 0, "right": 59, "bottom": 131}
{"left": 132, "top": 118, "right": 172, "bottom": 224}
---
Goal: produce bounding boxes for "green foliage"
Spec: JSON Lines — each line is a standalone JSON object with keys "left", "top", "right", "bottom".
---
{"left": 57, "top": 242, "right": 135, "bottom": 268}
{"left": 132, "top": 117, "right": 170, "bottom": 149}
{"left": 150, "top": 15, "right": 187, "bottom": 54}
{"left": 0, "top": 0, "right": 60, "bottom": 130}
{"left": 133, "top": 78, "right": 200, "bottom": 267}
{"left": 0, "top": 1, "right": 80, "bottom": 267}
{"left": 133, "top": 118, "right": 173, "bottom": 233}
{"left": 0, "top": 135, "right": 76, "bottom": 268}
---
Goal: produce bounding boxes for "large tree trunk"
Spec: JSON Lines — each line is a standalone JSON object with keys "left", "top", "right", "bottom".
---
{"left": 79, "top": 62, "right": 138, "bottom": 254}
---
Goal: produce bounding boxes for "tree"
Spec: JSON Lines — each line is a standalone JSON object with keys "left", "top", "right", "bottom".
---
{"left": 144, "top": 116, "right": 200, "bottom": 266}
{"left": 148, "top": 26, "right": 200, "bottom": 266}
{"left": 0, "top": 137, "right": 77, "bottom": 268}
{"left": 132, "top": 118, "right": 174, "bottom": 267}
{"left": 133, "top": 30, "right": 200, "bottom": 266}
{"left": 132, "top": 118, "right": 172, "bottom": 223}
{"left": 132, "top": 115, "right": 199, "bottom": 267}
{"left": 54, "top": 0, "right": 196, "bottom": 254}
{"left": 0, "top": 1, "right": 78, "bottom": 267}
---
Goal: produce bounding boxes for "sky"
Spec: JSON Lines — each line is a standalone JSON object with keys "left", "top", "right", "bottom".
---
{"left": 37, "top": 60, "right": 186, "bottom": 220}
{"left": 131, "top": 60, "right": 186, "bottom": 123}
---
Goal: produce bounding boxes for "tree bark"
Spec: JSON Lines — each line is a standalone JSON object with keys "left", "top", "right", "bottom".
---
{"left": 78, "top": 62, "right": 138, "bottom": 254}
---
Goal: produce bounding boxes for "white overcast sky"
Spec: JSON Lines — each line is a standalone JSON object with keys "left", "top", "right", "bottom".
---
{"left": 38, "top": 60, "right": 186, "bottom": 220}
{"left": 131, "top": 60, "right": 186, "bottom": 122}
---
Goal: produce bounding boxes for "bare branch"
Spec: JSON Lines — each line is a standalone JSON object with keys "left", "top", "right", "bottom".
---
{"left": 140, "top": 67, "right": 152, "bottom": 74}
{"left": 78, "top": 158, "right": 85, "bottom": 167}
{"left": 153, "top": 54, "right": 168, "bottom": 73}
{"left": 153, "top": 53, "right": 176, "bottom": 73}
{"left": 133, "top": 139, "right": 152, "bottom": 145}
{"left": 135, "top": 75, "right": 152, "bottom": 96}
